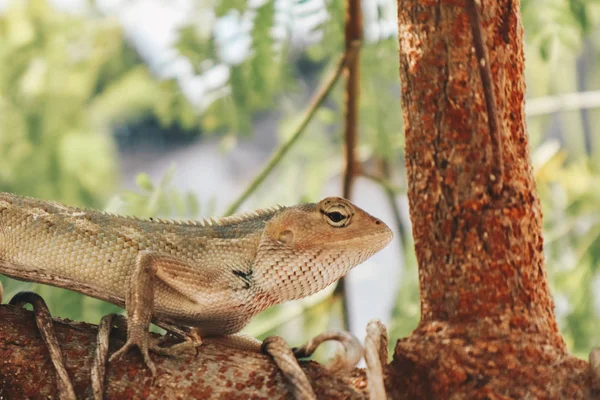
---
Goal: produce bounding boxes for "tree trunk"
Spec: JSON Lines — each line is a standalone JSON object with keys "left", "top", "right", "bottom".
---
{"left": 389, "top": 0, "right": 592, "bottom": 398}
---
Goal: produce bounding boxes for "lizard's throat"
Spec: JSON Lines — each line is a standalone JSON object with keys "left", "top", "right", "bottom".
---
{"left": 253, "top": 247, "right": 364, "bottom": 303}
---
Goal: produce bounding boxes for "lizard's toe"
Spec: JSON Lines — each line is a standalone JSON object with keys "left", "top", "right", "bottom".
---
{"left": 108, "top": 342, "right": 134, "bottom": 363}
{"left": 109, "top": 341, "right": 157, "bottom": 376}
{"left": 152, "top": 339, "right": 202, "bottom": 357}
{"left": 154, "top": 328, "right": 204, "bottom": 356}
{"left": 149, "top": 342, "right": 181, "bottom": 357}
{"left": 140, "top": 348, "right": 157, "bottom": 376}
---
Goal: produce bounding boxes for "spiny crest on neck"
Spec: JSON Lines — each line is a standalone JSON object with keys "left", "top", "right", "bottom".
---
{"left": 102, "top": 204, "right": 287, "bottom": 228}
{"left": 154, "top": 205, "right": 287, "bottom": 227}
{"left": 2, "top": 192, "right": 287, "bottom": 229}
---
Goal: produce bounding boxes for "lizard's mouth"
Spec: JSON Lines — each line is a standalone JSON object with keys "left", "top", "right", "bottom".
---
{"left": 343, "top": 224, "right": 394, "bottom": 251}
{"left": 319, "top": 224, "right": 393, "bottom": 262}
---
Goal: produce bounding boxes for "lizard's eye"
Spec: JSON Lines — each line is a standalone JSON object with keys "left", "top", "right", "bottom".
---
{"left": 326, "top": 211, "right": 346, "bottom": 223}
{"left": 321, "top": 204, "right": 352, "bottom": 228}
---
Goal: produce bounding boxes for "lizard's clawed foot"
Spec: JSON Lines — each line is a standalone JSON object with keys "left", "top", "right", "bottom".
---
{"left": 109, "top": 330, "right": 200, "bottom": 376}
{"left": 109, "top": 339, "right": 156, "bottom": 376}
{"left": 93, "top": 315, "right": 198, "bottom": 399}
{"left": 109, "top": 336, "right": 180, "bottom": 376}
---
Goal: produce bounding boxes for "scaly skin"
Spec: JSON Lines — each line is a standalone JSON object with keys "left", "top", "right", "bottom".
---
{"left": 0, "top": 192, "right": 393, "bottom": 373}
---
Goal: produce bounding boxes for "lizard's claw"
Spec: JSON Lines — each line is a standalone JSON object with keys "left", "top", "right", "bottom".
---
{"left": 109, "top": 340, "right": 157, "bottom": 376}
{"left": 155, "top": 325, "right": 204, "bottom": 356}
{"left": 109, "top": 335, "right": 186, "bottom": 376}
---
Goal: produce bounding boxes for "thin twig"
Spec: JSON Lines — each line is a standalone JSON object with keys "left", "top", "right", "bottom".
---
{"left": 262, "top": 336, "right": 316, "bottom": 399}
{"left": 384, "top": 189, "right": 407, "bottom": 251}
{"left": 293, "top": 330, "right": 363, "bottom": 371}
{"left": 364, "top": 319, "right": 388, "bottom": 400}
{"left": 342, "top": 0, "right": 363, "bottom": 199}
{"left": 334, "top": 0, "right": 364, "bottom": 331}
{"left": 224, "top": 43, "right": 360, "bottom": 216}
{"left": 379, "top": 159, "right": 409, "bottom": 251}
{"left": 526, "top": 90, "right": 600, "bottom": 116}
{"left": 466, "top": 0, "right": 504, "bottom": 196}
{"left": 92, "top": 314, "right": 126, "bottom": 400}
{"left": 9, "top": 292, "right": 76, "bottom": 400}
{"left": 361, "top": 171, "right": 405, "bottom": 195}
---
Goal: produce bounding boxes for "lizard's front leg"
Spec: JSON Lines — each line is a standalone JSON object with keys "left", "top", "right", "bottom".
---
{"left": 109, "top": 251, "right": 186, "bottom": 375}
{"left": 108, "top": 251, "right": 210, "bottom": 374}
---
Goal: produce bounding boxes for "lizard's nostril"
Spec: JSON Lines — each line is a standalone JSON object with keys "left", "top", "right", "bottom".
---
{"left": 375, "top": 220, "right": 381, "bottom": 225}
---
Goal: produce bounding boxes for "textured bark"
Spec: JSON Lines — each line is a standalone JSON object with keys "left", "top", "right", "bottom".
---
{"left": 390, "top": 0, "right": 592, "bottom": 398}
{"left": 0, "top": 306, "right": 368, "bottom": 399}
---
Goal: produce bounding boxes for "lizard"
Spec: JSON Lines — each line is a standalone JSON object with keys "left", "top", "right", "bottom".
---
{"left": 0, "top": 192, "right": 393, "bottom": 376}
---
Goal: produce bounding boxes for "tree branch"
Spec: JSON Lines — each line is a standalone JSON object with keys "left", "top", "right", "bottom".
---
{"left": 526, "top": 90, "right": 600, "bottom": 116}
{"left": 0, "top": 305, "right": 369, "bottom": 399}
{"left": 334, "top": 0, "right": 364, "bottom": 332}
{"left": 342, "top": 0, "right": 363, "bottom": 200}
{"left": 466, "top": 0, "right": 504, "bottom": 196}
{"left": 224, "top": 45, "right": 359, "bottom": 216}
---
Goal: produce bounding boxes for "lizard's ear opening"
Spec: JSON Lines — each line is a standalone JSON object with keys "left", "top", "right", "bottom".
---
{"left": 277, "top": 230, "right": 294, "bottom": 246}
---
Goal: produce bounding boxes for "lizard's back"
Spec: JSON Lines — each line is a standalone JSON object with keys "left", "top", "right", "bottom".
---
{"left": 0, "top": 193, "right": 277, "bottom": 321}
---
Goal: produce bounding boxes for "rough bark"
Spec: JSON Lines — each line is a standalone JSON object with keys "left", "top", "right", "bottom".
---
{"left": 390, "top": 0, "right": 592, "bottom": 398}
{"left": 0, "top": 306, "right": 368, "bottom": 399}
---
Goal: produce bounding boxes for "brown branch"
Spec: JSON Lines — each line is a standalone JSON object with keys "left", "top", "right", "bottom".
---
{"left": 342, "top": 0, "right": 363, "bottom": 199}
{"left": 364, "top": 320, "right": 388, "bottom": 400}
{"left": 0, "top": 305, "right": 369, "bottom": 398}
{"left": 379, "top": 159, "right": 409, "bottom": 251}
{"left": 224, "top": 46, "right": 358, "bottom": 216}
{"left": 262, "top": 336, "right": 316, "bottom": 399}
{"left": 466, "top": 0, "right": 504, "bottom": 196}
{"left": 9, "top": 292, "right": 76, "bottom": 400}
{"left": 334, "top": 0, "right": 364, "bottom": 331}
{"left": 360, "top": 171, "right": 404, "bottom": 196}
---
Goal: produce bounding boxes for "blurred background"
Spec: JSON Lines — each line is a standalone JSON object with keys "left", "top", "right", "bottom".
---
{"left": 0, "top": 0, "right": 599, "bottom": 360}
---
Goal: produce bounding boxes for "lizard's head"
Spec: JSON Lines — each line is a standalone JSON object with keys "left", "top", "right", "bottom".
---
{"left": 255, "top": 197, "right": 393, "bottom": 302}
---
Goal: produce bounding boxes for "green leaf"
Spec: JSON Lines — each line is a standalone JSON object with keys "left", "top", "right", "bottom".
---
{"left": 136, "top": 173, "right": 154, "bottom": 192}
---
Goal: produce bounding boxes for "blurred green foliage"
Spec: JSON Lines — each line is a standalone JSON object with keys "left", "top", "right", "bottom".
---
{"left": 104, "top": 165, "right": 201, "bottom": 219}
{"left": 0, "top": 0, "right": 198, "bottom": 205}
{"left": 535, "top": 145, "right": 600, "bottom": 358}
{"left": 0, "top": 0, "right": 600, "bottom": 362}
{"left": 0, "top": 0, "right": 117, "bottom": 205}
